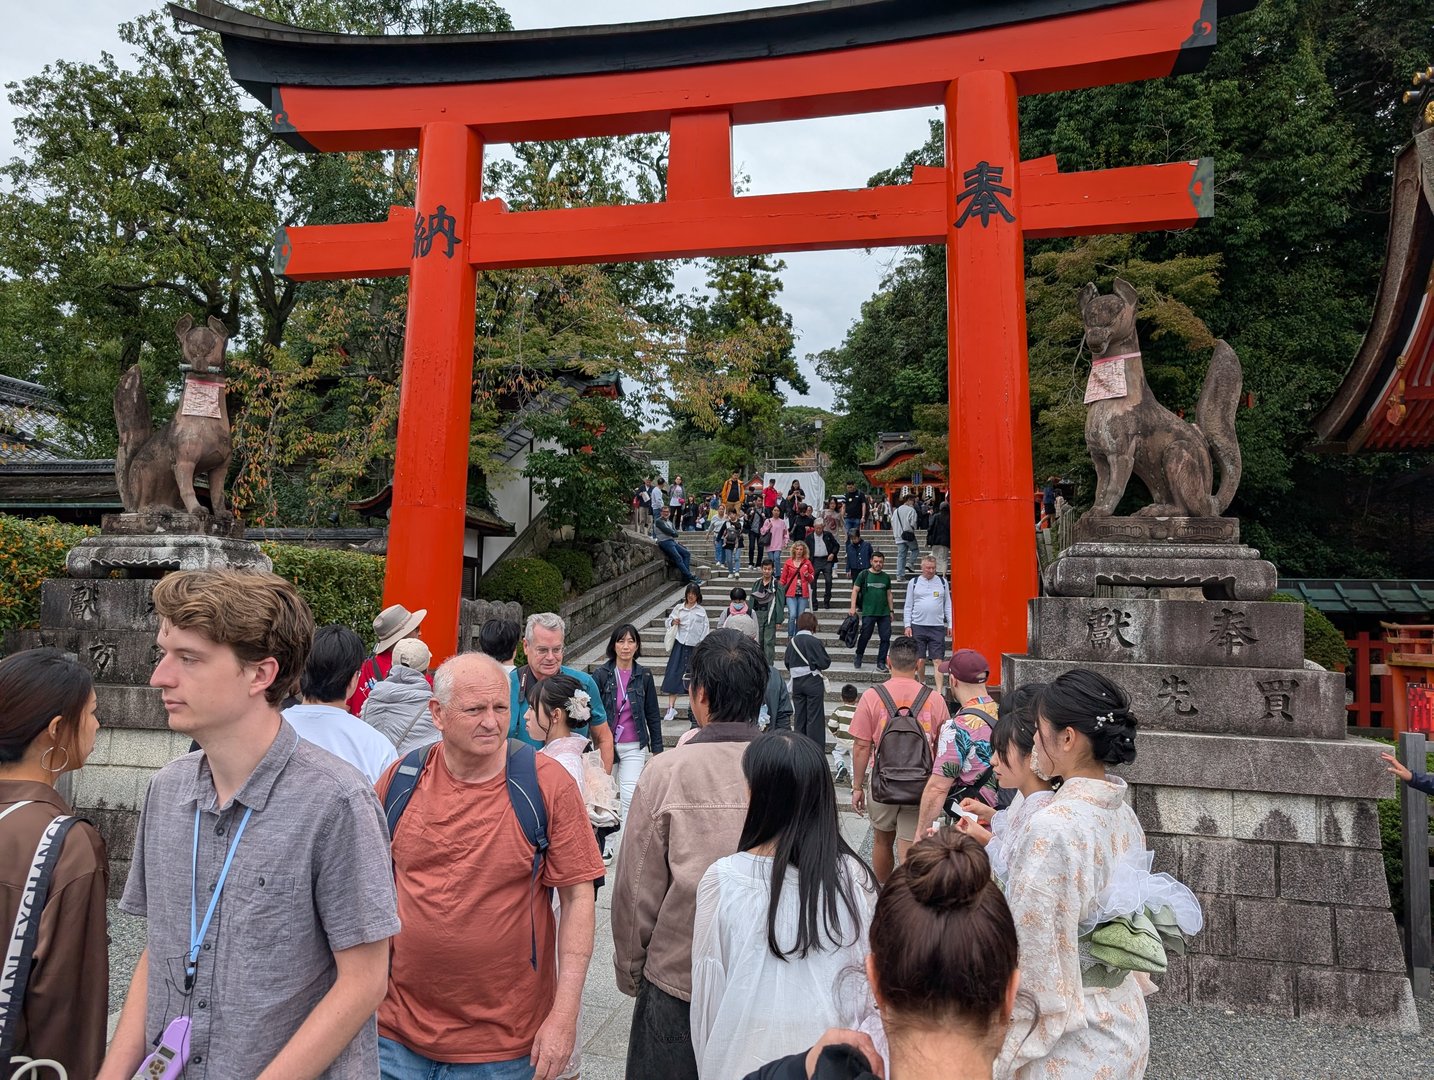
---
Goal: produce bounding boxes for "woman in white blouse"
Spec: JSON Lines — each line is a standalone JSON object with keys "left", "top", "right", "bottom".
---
{"left": 691, "top": 730, "right": 878, "bottom": 1080}
{"left": 661, "top": 582, "right": 710, "bottom": 723}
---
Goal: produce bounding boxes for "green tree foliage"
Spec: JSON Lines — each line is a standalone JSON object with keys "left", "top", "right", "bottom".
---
{"left": 818, "top": 1, "right": 1433, "bottom": 575}
{"left": 2, "top": 0, "right": 719, "bottom": 534}
{"left": 524, "top": 396, "right": 645, "bottom": 544}
{"left": 676, "top": 255, "right": 807, "bottom": 472}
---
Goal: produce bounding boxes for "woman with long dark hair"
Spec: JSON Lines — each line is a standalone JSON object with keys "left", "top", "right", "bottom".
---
{"left": 744, "top": 830, "right": 1021, "bottom": 1080}
{"left": 591, "top": 623, "right": 663, "bottom": 858}
{"left": 691, "top": 731, "right": 877, "bottom": 1080}
{"left": 0, "top": 648, "right": 109, "bottom": 1077}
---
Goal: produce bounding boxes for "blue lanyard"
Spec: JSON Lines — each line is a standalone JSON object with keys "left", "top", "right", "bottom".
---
{"left": 188, "top": 805, "right": 253, "bottom": 989}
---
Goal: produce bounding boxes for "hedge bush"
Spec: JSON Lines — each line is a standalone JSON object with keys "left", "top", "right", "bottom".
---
{"left": 0, "top": 516, "right": 385, "bottom": 643}
{"left": 479, "top": 556, "right": 564, "bottom": 614}
{"left": 260, "top": 543, "right": 386, "bottom": 647}
{"left": 1268, "top": 593, "right": 1351, "bottom": 671}
{"left": 0, "top": 516, "right": 98, "bottom": 635}
{"left": 543, "top": 547, "right": 595, "bottom": 595}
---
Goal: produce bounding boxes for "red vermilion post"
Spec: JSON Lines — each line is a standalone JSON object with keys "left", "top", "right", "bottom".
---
{"left": 944, "top": 70, "right": 1038, "bottom": 677}
{"left": 385, "top": 122, "right": 483, "bottom": 663}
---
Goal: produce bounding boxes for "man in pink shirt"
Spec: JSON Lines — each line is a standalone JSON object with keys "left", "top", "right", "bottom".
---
{"left": 848, "top": 636, "right": 951, "bottom": 883}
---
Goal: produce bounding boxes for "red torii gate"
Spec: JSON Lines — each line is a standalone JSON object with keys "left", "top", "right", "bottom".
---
{"left": 177, "top": 0, "right": 1248, "bottom": 664}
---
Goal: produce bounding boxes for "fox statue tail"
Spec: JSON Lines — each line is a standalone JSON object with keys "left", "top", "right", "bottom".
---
{"left": 1195, "top": 340, "right": 1243, "bottom": 515}
{"left": 113, "top": 364, "right": 152, "bottom": 512}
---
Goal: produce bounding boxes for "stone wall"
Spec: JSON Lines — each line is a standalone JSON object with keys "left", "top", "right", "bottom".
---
{"left": 560, "top": 539, "right": 674, "bottom": 647}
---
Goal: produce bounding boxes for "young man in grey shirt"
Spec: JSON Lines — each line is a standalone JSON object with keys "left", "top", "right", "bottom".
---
{"left": 99, "top": 570, "right": 400, "bottom": 1080}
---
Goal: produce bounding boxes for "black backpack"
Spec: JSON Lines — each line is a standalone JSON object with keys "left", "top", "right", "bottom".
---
{"left": 869, "top": 685, "right": 934, "bottom": 806}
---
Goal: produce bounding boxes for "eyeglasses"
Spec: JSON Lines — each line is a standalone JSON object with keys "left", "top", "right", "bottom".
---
{"left": 528, "top": 646, "right": 564, "bottom": 657}
{"left": 682, "top": 673, "right": 692, "bottom": 686}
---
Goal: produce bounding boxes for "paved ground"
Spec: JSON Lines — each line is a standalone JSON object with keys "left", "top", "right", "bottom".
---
{"left": 109, "top": 879, "right": 1434, "bottom": 1079}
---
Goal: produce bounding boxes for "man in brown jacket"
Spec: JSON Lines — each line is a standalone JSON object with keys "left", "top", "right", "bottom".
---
{"left": 612, "top": 628, "right": 765, "bottom": 1080}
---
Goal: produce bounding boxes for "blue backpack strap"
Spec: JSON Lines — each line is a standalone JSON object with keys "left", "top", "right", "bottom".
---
{"left": 383, "top": 742, "right": 437, "bottom": 838}
{"left": 505, "top": 739, "right": 550, "bottom": 970}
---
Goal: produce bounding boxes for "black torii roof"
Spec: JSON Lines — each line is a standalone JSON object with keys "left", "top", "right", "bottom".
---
{"left": 171, "top": 0, "right": 1258, "bottom": 108}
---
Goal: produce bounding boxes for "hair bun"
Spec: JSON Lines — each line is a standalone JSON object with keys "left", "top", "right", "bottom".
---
{"left": 1094, "top": 719, "right": 1138, "bottom": 766}
{"left": 903, "top": 829, "right": 991, "bottom": 911}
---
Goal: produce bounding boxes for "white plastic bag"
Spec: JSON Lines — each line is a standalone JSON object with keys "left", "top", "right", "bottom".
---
{"left": 583, "top": 750, "right": 620, "bottom": 829}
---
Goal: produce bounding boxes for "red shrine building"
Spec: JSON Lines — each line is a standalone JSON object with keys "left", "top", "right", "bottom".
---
{"left": 1310, "top": 74, "right": 1434, "bottom": 734}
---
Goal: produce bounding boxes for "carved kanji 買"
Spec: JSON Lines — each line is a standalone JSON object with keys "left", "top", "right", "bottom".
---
{"left": 1257, "top": 678, "right": 1298, "bottom": 723}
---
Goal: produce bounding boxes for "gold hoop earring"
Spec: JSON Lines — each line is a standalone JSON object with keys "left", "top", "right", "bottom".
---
{"left": 40, "top": 745, "right": 70, "bottom": 774}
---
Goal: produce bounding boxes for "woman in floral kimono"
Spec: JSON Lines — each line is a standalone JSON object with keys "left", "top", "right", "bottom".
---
{"left": 996, "top": 669, "right": 1158, "bottom": 1079}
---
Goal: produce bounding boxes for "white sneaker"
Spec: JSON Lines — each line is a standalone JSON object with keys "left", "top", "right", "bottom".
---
{"left": 664, "top": 706, "right": 677, "bottom": 723}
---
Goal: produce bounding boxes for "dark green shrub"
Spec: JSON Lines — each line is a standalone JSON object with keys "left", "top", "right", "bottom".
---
{"left": 0, "top": 515, "right": 98, "bottom": 635}
{"left": 260, "top": 543, "right": 385, "bottom": 646}
{"left": 479, "top": 556, "right": 564, "bottom": 614}
{"left": 1269, "top": 593, "right": 1351, "bottom": 672}
{"left": 543, "top": 547, "right": 595, "bottom": 594}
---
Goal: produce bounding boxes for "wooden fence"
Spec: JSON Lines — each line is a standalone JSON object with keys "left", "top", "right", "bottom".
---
{"left": 1400, "top": 730, "right": 1432, "bottom": 998}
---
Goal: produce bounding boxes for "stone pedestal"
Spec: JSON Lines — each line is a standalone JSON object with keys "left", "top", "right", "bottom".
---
{"left": 1019, "top": 545, "right": 1419, "bottom": 1030}
{"left": 5, "top": 535, "right": 271, "bottom": 895}
{"left": 68, "top": 532, "right": 270, "bottom": 578}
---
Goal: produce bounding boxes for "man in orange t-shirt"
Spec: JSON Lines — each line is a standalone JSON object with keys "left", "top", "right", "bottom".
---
{"left": 848, "top": 636, "right": 950, "bottom": 885}
{"left": 376, "top": 653, "right": 603, "bottom": 1080}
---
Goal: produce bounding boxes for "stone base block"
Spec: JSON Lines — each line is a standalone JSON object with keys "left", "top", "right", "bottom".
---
{"left": 1004, "top": 655, "right": 1345, "bottom": 739}
{"left": 101, "top": 510, "right": 245, "bottom": 539}
{"left": 8, "top": 629, "right": 170, "bottom": 686}
{"left": 1118, "top": 731, "right": 1394, "bottom": 799}
{"left": 1191, "top": 955, "right": 1295, "bottom": 1017}
{"left": 93, "top": 685, "right": 169, "bottom": 730}
{"left": 1026, "top": 596, "right": 1304, "bottom": 670}
{"left": 1295, "top": 969, "right": 1420, "bottom": 1032}
{"left": 1045, "top": 542, "right": 1276, "bottom": 601}
{"left": 68, "top": 534, "right": 270, "bottom": 578}
{"left": 39, "top": 577, "right": 159, "bottom": 632}
{"left": 1075, "top": 514, "right": 1239, "bottom": 544}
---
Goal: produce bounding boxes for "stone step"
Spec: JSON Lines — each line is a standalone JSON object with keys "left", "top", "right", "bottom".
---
{"left": 1003, "top": 655, "right": 1346, "bottom": 740}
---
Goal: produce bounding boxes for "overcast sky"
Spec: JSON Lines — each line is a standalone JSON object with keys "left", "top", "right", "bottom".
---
{"left": 2, "top": 2, "right": 941, "bottom": 409}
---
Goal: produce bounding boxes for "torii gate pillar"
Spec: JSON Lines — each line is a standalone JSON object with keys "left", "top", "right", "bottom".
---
{"left": 385, "top": 123, "right": 482, "bottom": 637}
{"left": 945, "top": 70, "right": 1037, "bottom": 666}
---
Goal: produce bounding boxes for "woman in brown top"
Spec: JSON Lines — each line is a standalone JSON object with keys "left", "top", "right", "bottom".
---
{"left": 0, "top": 648, "right": 108, "bottom": 1076}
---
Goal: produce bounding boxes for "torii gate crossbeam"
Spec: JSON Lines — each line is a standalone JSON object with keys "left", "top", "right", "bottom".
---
{"left": 176, "top": 0, "right": 1250, "bottom": 667}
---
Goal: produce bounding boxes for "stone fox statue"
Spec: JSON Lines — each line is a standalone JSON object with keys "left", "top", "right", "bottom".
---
{"left": 114, "top": 315, "right": 234, "bottom": 520}
{"left": 1078, "top": 278, "right": 1242, "bottom": 519}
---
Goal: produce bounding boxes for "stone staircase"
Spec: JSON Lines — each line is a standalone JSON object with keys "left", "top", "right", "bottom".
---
{"left": 568, "top": 527, "right": 950, "bottom": 747}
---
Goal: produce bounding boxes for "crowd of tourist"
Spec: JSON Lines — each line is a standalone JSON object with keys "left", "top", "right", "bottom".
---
{"left": 0, "top": 559, "right": 1207, "bottom": 1080}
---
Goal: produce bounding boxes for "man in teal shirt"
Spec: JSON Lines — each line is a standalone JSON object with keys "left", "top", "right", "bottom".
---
{"left": 508, "top": 612, "right": 614, "bottom": 769}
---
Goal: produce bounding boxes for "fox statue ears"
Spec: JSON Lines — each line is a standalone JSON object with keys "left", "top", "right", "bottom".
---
{"left": 174, "top": 314, "right": 229, "bottom": 341}
{"left": 1078, "top": 278, "right": 1140, "bottom": 317}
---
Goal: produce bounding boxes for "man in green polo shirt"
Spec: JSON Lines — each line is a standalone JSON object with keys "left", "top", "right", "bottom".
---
{"left": 849, "top": 550, "right": 894, "bottom": 673}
